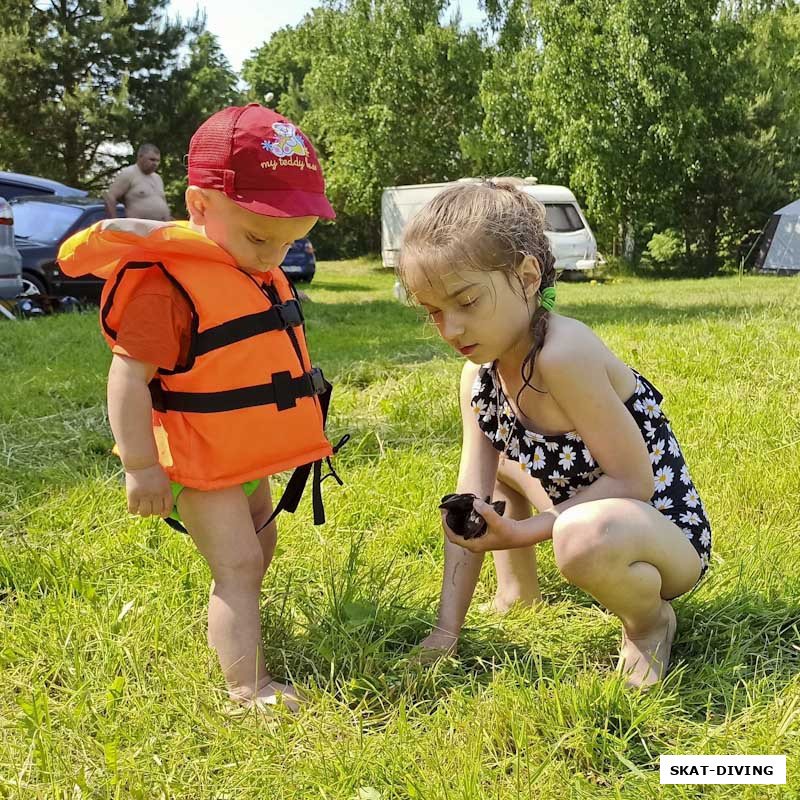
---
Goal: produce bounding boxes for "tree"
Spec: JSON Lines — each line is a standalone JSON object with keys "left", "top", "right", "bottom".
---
{"left": 243, "top": 0, "right": 486, "bottom": 255}
{"left": 0, "top": 0, "right": 193, "bottom": 190}
{"left": 242, "top": 19, "right": 320, "bottom": 123}
{"left": 720, "top": 1, "right": 800, "bottom": 268}
{"left": 483, "top": 0, "right": 800, "bottom": 273}
{"left": 461, "top": 1, "right": 548, "bottom": 181}
{"left": 128, "top": 30, "right": 243, "bottom": 215}
{"left": 522, "top": 0, "right": 747, "bottom": 268}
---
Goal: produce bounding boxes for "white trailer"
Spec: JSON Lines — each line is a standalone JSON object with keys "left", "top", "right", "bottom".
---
{"left": 381, "top": 178, "right": 598, "bottom": 272}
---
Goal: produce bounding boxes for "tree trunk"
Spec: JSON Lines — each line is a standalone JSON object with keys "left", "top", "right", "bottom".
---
{"left": 623, "top": 219, "right": 635, "bottom": 263}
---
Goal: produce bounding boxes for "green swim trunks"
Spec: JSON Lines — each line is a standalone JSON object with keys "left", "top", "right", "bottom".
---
{"left": 169, "top": 478, "right": 261, "bottom": 523}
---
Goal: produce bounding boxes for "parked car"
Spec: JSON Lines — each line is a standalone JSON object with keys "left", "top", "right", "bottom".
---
{"left": 0, "top": 171, "right": 87, "bottom": 201}
{"left": 279, "top": 238, "right": 317, "bottom": 283}
{"left": 13, "top": 196, "right": 123, "bottom": 299}
{"left": 0, "top": 196, "right": 23, "bottom": 302}
{"left": 14, "top": 195, "right": 318, "bottom": 300}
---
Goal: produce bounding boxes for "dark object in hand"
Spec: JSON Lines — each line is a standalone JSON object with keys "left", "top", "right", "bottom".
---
{"left": 439, "top": 493, "right": 507, "bottom": 539}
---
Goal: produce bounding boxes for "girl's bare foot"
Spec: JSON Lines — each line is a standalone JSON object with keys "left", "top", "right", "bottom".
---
{"left": 479, "top": 590, "right": 542, "bottom": 615}
{"left": 618, "top": 601, "right": 677, "bottom": 689}
{"left": 411, "top": 629, "right": 459, "bottom": 665}
{"left": 229, "top": 679, "right": 304, "bottom": 714}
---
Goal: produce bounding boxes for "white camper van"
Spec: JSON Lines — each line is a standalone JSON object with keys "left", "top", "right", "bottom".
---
{"left": 381, "top": 178, "right": 597, "bottom": 273}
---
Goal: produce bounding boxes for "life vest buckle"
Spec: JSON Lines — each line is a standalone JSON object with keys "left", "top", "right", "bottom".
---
{"left": 274, "top": 299, "right": 303, "bottom": 330}
{"left": 308, "top": 366, "right": 326, "bottom": 396}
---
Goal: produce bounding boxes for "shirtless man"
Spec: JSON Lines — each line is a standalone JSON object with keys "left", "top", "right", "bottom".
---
{"left": 105, "top": 144, "right": 171, "bottom": 221}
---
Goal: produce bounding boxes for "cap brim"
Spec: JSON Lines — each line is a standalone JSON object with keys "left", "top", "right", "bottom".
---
{"left": 228, "top": 189, "right": 336, "bottom": 220}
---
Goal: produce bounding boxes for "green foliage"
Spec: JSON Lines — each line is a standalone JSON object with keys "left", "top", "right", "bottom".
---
{"left": 244, "top": 0, "right": 486, "bottom": 256}
{"left": 0, "top": 0, "right": 187, "bottom": 189}
{"left": 240, "top": 0, "right": 800, "bottom": 270}
{"left": 643, "top": 229, "right": 684, "bottom": 266}
{"left": 460, "top": 42, "right": 545, "bottom": 179}
{"left": 484, "top": 0, "right": 800, "bottom": 274}
{"left": 0, "top": 1, "right": 240, "bottom": 205}
{"left": 130, "top": 30, "right": 243, "bottom": 217}
{"left": 517, "top": 0, "right": 747, "bottom": 270}
{"left": 2, "top": 0, "right": 800, "bottom": 274}
{"left": 242, "top": 20, "right": 319, "bottom": 123}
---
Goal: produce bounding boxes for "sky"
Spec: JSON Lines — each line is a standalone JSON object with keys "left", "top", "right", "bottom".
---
{"left": 166, "top": 0, "right": 487, "bottom": 73}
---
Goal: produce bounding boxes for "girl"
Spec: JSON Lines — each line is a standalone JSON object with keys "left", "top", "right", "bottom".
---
{"left": 398, "top": 179, "right": 710, "bottom": 688}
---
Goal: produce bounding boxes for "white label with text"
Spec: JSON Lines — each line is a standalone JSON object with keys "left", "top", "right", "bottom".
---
{"left": 660, "top": 755, "right": 786, "bottom": 784}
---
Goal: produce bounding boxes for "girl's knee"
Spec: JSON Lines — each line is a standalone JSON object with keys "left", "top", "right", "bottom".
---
{"left": 497, "top": 458, "right": 549, "bottom": 512}
{"left": 497, "top": 457, "right": 530, "bottom": 496}
{"left": 551, "top": 504, "right": 619, "bottom": 582}
{"left": 494, "top": 478, "right": 530, "bottom": 519}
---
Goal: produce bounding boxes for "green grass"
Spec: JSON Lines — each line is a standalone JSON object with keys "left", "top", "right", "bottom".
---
{"left": 0, "top": 263, "right": 798, "bottom": 799}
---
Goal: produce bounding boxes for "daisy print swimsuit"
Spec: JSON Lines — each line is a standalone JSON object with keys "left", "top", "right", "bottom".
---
{"left": 472, "top": 365, "right": 711, "bottom": 577}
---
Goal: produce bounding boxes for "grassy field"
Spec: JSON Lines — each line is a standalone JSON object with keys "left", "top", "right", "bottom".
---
{"left": 0, "top": 262, "right": 798, "bottom": 799}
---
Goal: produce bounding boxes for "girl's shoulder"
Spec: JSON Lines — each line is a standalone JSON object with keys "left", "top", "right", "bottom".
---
{"left": 460, "top": 359, "right": 484, "bottom": 400}
{"left": 538, "top": 313, "right": 637, "bottom": 403}
{"left": 538, "top": 314, "right": 609, "bottom": 370}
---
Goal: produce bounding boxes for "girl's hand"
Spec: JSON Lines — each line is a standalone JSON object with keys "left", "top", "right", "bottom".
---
{"left": 414, "top": 628, "right": 459, "bottom": 663}
{"left": 443, "top": 498, "right": 543, "bottom": 552}
{"left": 125, "top": 464, "right": 173, "bottom": 518}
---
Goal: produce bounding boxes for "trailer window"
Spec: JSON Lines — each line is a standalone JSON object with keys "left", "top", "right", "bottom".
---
{"left": 544, "top": 203, "right": 585, "bottom": 233}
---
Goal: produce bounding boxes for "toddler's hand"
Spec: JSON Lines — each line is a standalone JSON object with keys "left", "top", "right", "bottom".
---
{"left": 125, "top": 464, "right": 173, "bottom": 518}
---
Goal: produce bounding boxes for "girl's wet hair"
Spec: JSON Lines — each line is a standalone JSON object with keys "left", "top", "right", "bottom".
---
{"left": 398, "top": 177, "right": 557, "bottom": 399}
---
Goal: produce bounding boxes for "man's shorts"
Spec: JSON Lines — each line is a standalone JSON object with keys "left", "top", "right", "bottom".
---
{"left": 169, "top": 478, "right": 261, "bottom": 523}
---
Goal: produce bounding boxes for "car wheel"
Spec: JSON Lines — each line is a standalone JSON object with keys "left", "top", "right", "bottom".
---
{"left": 20, "top": 271, "right": 47, "bottom": 297}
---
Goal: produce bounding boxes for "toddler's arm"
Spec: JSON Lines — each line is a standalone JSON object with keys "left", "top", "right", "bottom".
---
{"left": 107, "top": 354, "right": 173, "bottom": 517}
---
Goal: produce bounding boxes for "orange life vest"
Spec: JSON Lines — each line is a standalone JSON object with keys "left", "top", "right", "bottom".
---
{"left": 58, "top": 221, "right": 339, "bottom": 520}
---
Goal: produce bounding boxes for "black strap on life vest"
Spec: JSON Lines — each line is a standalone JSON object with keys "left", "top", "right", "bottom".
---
{"left": 254, "top": 379, "right": 350, "bottom": 530}
{"left": 148, "top": 366, "right": 326, "bottom": 414}
{"left": 193, "top": 299, "right": 303, "bottom": 356}
{"left": 163, "top": 377, "right": 349, "bottom": 535}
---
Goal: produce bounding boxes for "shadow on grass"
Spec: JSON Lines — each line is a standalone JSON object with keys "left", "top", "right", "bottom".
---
{"left": 262, "top": 599, "right": 556, "bottom": 720}
{"left": 670, "top": 589, "right": 800, "bottom": 718}
{"left": 558, "top": 300, "right": 755, "bottom": 328}
{"left": 503, "top": 565, "right": 800, "bottom": 717}
{"left": 306, "top": 280, "right": 376, "bottom": 293}
{"left": 256, "top": 537, "right": 557, "bottom": 716}
{"left": 256, "top": 539, "right": 799, "bottom": 725}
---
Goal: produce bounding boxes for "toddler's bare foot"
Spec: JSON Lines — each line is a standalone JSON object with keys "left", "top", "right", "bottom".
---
{"left": 229, "top": 679, "right": 304, "bottom": 714}
{"left": 479, "top": 590, "right": 542, "bottom": 615}
{"left": 618, "top": 601, "right": 677, "bottom": 689}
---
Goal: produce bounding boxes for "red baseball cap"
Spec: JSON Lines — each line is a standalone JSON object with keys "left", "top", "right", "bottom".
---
{"left": 188, "top": 103, "right": 335, "bottom": 219}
